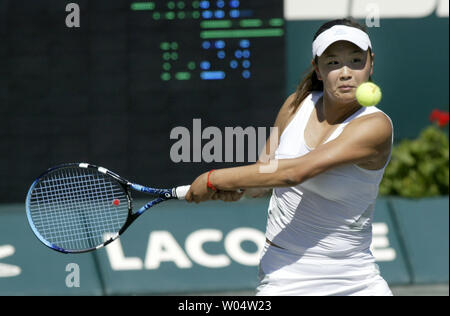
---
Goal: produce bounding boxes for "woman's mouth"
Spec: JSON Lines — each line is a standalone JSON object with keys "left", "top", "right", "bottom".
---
{"left": 338, "top": 85, "right": 355, "bottom": 92}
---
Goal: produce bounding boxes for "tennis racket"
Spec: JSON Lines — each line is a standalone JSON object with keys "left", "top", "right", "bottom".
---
{"left": 25, "top": 163, "right": 190, "bottom": 254}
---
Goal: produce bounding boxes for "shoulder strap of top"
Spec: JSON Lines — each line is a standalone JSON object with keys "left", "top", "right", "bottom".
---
{"left": 298, "top": 91, "right": 322, "bottom": 118}
{"left": 282, "top": 91, "right": 323, "bottom": 136}
{"left": 300, "top": 91, "right": 323, "bottom": 124}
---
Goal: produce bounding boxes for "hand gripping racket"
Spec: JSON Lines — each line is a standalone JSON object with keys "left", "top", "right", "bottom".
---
{"left": 25, "top": 163, "right": 190, "bottom": 254}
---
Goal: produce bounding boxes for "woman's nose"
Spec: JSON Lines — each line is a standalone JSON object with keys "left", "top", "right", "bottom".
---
{"left": 339, "top": 66, "right": 352, "bottom": 80}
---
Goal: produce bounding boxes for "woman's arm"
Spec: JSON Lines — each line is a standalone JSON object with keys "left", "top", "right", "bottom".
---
{"left": 216, "top": 113, "right": 392, "bottom": 189}
{"left": 186, "top": 113, "right": 392, "bottom": 202}
{"left": 192, "top": 93, "right": 298, "bottom": 202}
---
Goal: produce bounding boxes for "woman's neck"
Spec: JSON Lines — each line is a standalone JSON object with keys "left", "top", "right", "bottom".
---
{"left": 319, "top": 92, "right": 362, "bottom": 125}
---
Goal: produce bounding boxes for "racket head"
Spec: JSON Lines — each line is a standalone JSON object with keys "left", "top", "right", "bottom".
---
{"left": 25, "top": 163, "right": 132, "bottom": 253}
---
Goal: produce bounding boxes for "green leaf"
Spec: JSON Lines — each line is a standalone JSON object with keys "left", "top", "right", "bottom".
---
{"left": 380, "top": 125, "right": 449, "bottom": 198}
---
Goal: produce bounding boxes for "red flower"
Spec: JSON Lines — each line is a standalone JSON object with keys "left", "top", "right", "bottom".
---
{"left": 430, "top": 109, "right": 449, "bottom": 127}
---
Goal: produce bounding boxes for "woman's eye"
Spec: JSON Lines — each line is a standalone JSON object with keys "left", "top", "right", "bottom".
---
{"left": 328, "top": 61, "right": 338, "bottom": 65}
{"left": 352, "top": 58, "right": 362, "bottom": 63}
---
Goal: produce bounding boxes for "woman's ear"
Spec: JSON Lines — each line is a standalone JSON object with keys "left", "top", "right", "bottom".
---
{"left": 312, "top": 59, "right": 322, "bottom": 81}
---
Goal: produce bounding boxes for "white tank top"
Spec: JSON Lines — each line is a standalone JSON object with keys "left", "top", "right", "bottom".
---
{"left": 265, "top": 91, "right": 393, "bottom": 258}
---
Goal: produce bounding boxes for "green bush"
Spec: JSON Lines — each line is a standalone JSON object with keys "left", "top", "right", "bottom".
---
{"left": 379, "top": 125, "right": 449, "bottom": 198}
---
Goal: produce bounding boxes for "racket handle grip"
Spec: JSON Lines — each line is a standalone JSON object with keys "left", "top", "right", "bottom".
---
{"left": 174, "top": 185, "right": 191, "bottom": 200}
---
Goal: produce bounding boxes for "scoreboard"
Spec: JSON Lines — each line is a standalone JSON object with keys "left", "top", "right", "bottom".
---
{"left": 128, "top": 0, "right": 284, "bottom": 83}
{"left": 0, "top": 0, "right": 285, "bottom": 202}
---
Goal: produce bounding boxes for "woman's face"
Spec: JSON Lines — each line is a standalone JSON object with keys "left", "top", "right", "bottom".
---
{"left": 314, "top": 40, "right": 374, "bottom": 104}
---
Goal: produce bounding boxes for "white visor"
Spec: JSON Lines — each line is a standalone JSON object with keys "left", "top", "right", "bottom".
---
{"left": 312, "top": 25, "right": 372, "bottom": 58}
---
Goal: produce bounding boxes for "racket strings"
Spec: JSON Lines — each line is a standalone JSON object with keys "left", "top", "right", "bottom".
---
{"left": 28, "top": 167, "right": 129, "bottom": 251}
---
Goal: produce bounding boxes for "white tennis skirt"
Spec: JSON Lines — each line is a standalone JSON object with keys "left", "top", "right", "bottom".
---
{"left": 256, "top": 242, "right": 393, "bottom": 296}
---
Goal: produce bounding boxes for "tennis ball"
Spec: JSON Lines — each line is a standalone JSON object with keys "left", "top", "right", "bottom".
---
{"left": 356, "top": 82, "right": 382, "bottom": 107}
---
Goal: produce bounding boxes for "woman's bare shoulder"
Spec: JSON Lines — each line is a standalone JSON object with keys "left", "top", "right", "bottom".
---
{"left": 275, "top": 92, "right": 304, "bottom": 131}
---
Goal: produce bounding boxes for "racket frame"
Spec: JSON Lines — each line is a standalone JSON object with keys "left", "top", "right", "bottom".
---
{"left": 25, "top": 163, "right": 180, "bottom": 254}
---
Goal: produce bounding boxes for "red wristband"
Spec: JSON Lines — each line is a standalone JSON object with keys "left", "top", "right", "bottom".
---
{"left": 207, "top": 170, "right": 218, "bottom": 191}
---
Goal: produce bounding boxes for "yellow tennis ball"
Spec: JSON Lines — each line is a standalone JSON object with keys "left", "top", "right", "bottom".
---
{"left": 356, "top": 82, "right": 382, "bottom": 107}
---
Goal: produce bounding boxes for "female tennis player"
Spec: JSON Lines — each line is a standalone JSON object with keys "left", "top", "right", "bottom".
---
{"left": 186, "top": 18, "right": 394, "bottom": 296}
